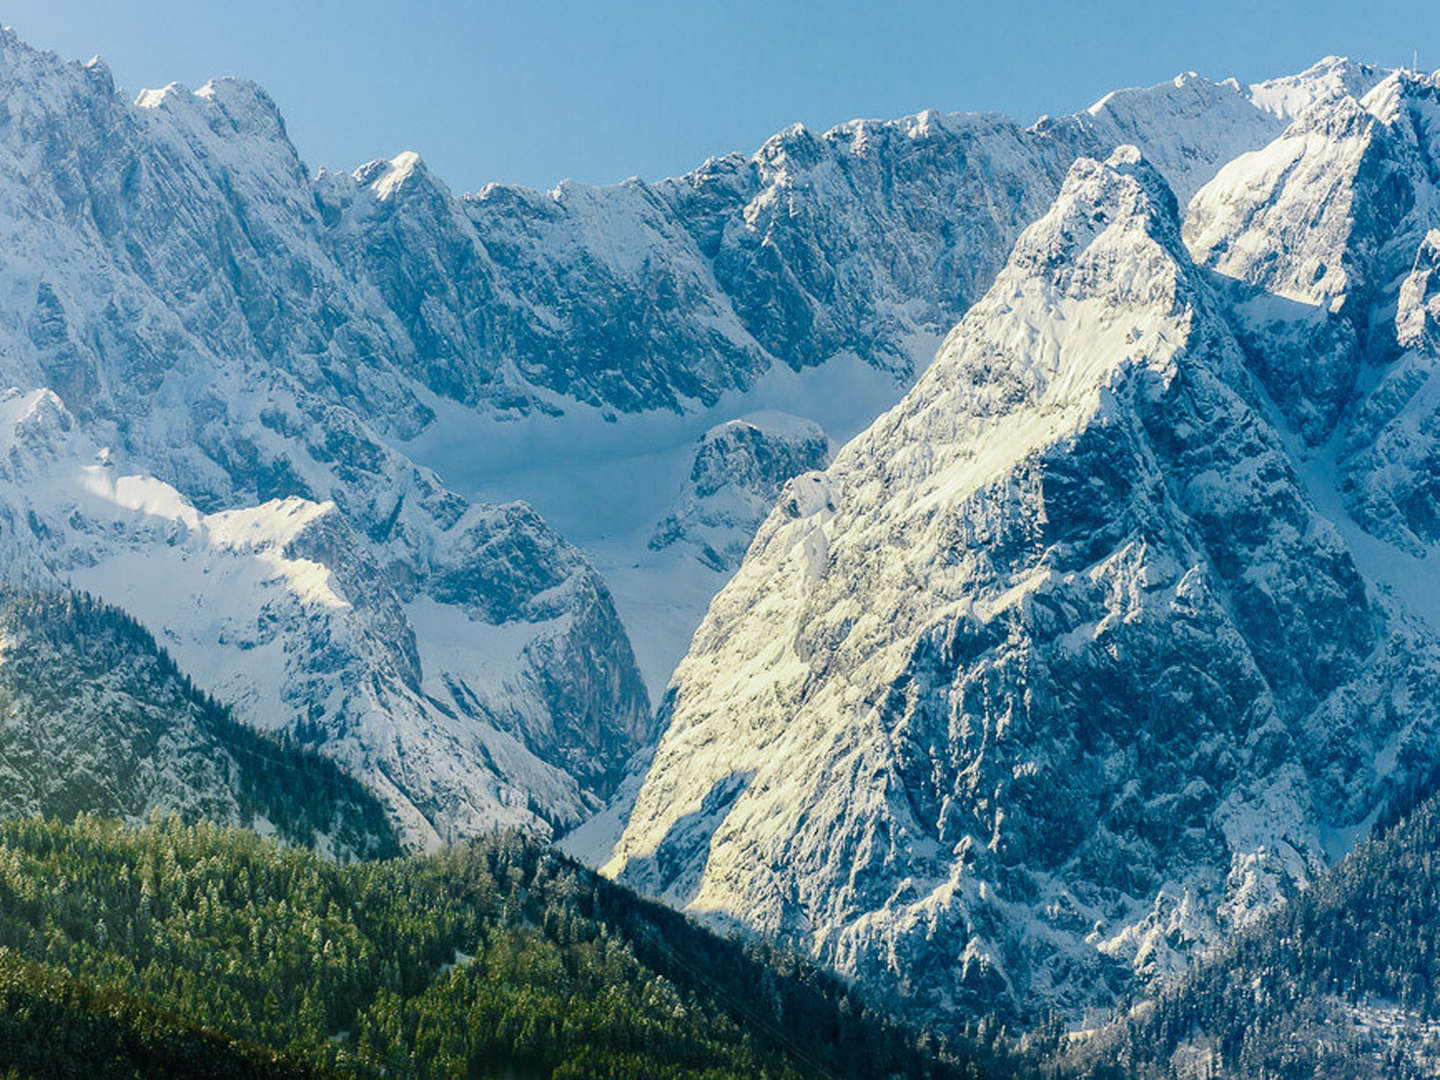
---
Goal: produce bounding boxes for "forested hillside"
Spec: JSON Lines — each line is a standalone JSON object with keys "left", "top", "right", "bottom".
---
{"left": 0, "top": 587, "right": 400, "bottom": 861}
{"left": 0, "top": 816, "right": 996, "bottom": 1079}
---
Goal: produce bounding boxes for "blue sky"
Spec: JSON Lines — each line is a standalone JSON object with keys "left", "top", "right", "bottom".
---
{"left": 7, "top": 1, "right": 1438, "bottom": 192}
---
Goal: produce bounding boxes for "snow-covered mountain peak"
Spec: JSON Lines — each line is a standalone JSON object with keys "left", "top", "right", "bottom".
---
{"left": 850, "top": 147, "right": 1213, "bottom": 541}
{"left": 1357, "top": 66, "right": 1440, "bottom": 126}
{"left": 192, "top": 76, "right": 290, "bottom": 139}
{"left": 1085, "top": 69, "right": 1243, "bottom": 123}
{"left": 361, "top": 150, "right": 431, "bottom": 200}
{"left": 132, "top": 82, "right": 187, "bottom": 110}
{"left": 760, "top": 120, "right": 821, "bottom": 162}
{"left": 1066, "top": 73, "right": 1289, "bottom": 205}
{"left": 130, "top": 73, "right": 306, "bottom": 185}
{"left": 1248, "top": 55, "right": 1389, "bottom": 119}
{"left": 0, "top": 27, "right": 655, "bottom": 847}
{"left": 1021, "top": 145, "right": 1182, "bottom": 257}
{"left": 0, "top": 25, "right": 66, "bottom": 74}
{"left": 962, "top": 149, "right": 1202, "bottom": 402}
{"left": 1185, "top": 60, "right": 1440, "bottom": 445}
{"left": 822, "top": 144, "right": 1210, "bottom": 553}
{"left": 0, "top": 388, "right": 74, "bottom": 470}
{"left": 607, "top": 140, "right": 1261, "bottom": 1010}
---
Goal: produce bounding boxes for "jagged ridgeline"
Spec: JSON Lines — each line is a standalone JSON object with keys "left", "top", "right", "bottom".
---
{"left": 1049, "top": 783, "right": 1440, "bottom": 1078}
{"left": 0, "top": 586, "right": 400, "bottom": 860}
{"left": 0, "top": 815, "right": 995, "bottom": 1079}
{"left": 0, "top": 30, "right": 1384, "bottom": 851}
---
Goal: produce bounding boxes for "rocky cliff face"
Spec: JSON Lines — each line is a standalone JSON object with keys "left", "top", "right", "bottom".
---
{"left": 607, "top": 72, "right": 1440, "bottom": 1025}
{"left": 649, "top": 414, "right": 831, "bottom": 572}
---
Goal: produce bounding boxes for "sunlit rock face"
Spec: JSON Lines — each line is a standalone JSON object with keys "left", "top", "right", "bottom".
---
{"left": 610, "top": 80, "right": 1440, "bottom": 1024}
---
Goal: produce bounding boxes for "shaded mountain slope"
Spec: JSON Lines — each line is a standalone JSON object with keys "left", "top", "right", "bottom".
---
{"left": 0, "top": 585, "right": 400, "bottom": 861}
{"left": 1051, "top": 783, "right": 1440, "bottom": 1078}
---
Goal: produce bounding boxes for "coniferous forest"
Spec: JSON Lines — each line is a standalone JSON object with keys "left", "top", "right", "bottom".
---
{"left": 4, "top": 589, "right": 1440, "bottom": 1077}
{"left": 0, "top": 587, "right": 399, "bottom": 860}
{"left": 0, "top": 814, "right": 995, "bottom": 1079}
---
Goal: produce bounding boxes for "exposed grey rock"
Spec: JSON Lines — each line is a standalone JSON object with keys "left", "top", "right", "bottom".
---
{"left": 650, "top": 414, "right": 831, "bottom": 572}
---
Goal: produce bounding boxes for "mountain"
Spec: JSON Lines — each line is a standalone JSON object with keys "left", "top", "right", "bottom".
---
{"left": 0, "top": 30, "right": 1380, "bottom": 735}
{"left": 606, "top": 63, "right": 1440, "bottom": 1029}
{"left": 0, "top": 23, "right": 1423, "bottom": 1018}
{"left": 648, "top": 413, "right": 832, "bottom": 573}
{"left": 0, "top": 383, "right": 650, "bottom": 849}
{"left": 0, "top": 25, "right": 658, "bottom": 847}
{"left": 425, "top": 58, "right": 1384, "bottom": 688}
{"left": 0, "top": 585, "right": 400, "bottom": 860}
{"left": 0, "top": 814, "right": 995, "bottom": 1079}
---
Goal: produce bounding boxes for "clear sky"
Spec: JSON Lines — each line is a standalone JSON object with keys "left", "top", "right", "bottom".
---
{"left": 6, "top": 1, "right": 1438, "bottom": 192}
